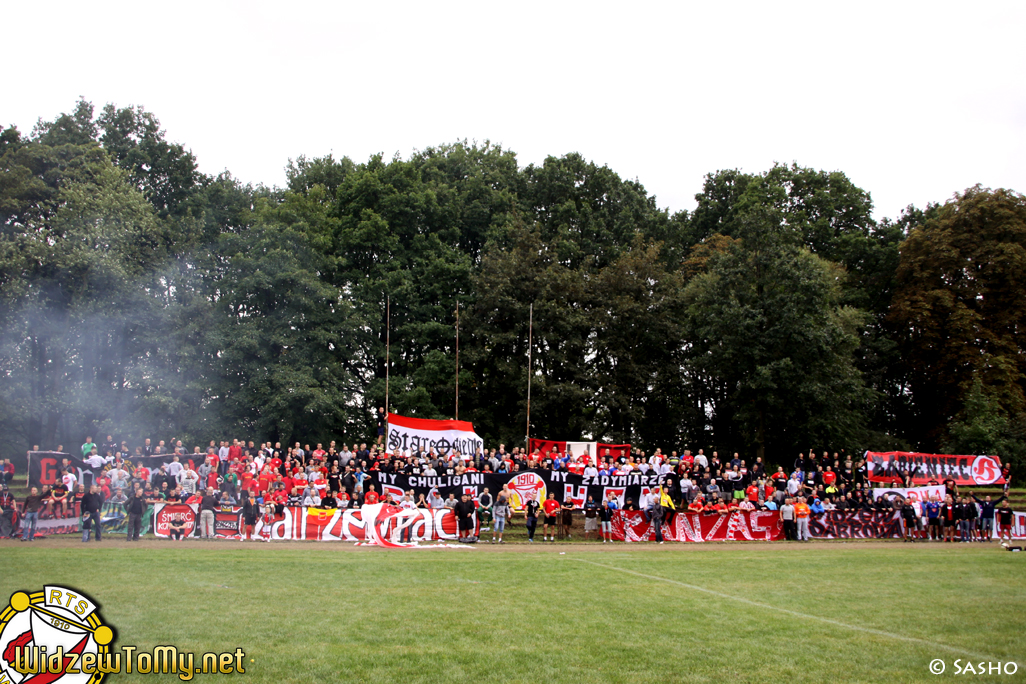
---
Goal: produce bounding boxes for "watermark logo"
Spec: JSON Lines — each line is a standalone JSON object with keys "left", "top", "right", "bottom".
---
{"left": 0, "top": 586, "right": 115, "bottom": 684}
{"left": 0, "top": 588, "right": 246, "bottom": 683}
{"left": 929, "top": 659, "right": 1018, "bottom": 676}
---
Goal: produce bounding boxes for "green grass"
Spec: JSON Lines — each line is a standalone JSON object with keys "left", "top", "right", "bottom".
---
{"left": 2, "top": 539, "right": 1024, "bottom": 683}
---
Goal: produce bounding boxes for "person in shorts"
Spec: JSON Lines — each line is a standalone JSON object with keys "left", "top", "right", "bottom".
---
{"left": 492, "top": 492, "right": 510, "bottom": 543}
{"left": 542, "top": 493, "right": 560, "bottom": 542}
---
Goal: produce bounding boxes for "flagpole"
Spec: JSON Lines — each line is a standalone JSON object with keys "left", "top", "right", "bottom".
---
{"left": 455, "top": 301, "right": 460, "bottom": 420}
{"left": 385, "top": 295, "right": 390, "bottom": 423}
{"left": 526, "top": 303, "right": 533, "bottom": 447}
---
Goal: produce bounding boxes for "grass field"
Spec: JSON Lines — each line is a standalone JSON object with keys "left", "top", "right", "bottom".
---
{"left": 2, "top": 537, "right": 1024, "bottom": 684}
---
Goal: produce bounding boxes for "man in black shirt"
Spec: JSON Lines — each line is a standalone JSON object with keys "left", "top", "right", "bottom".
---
{"left": 81, "top": 484, "right": 104, "bottom": 542}
{"left": 524, "top": 497, "right": 540, "bottom": 542}
{"left": 583, "top": 496, "right": 600, "bottom": 541}
{"left": 125, "top": 486, "right": 146, "bottom": 541}
{"left": 454, "top": 493, "right": 477, "bottom": 542}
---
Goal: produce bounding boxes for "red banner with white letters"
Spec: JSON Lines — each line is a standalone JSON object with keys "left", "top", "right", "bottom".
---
{"left": 865, "top": 451, "right": 1006, "bottom": 486}
{"left": 612, "top": 509, "right": 783, "bottom": 542}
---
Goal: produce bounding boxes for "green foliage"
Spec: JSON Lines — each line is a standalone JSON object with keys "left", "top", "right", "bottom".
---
{"left": 5, "top": 99, "right": 1026, "bottom": 472}
{"left": 890, "top": 186, "right": 1026, "bottom": 448}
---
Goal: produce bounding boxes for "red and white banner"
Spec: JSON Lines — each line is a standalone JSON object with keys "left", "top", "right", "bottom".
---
{"left": 871, "top": 485, "right": 945, "bottom": 503}
{"left": 528, "top": 439, "right": 631, "bottom": 462}
{"left": 153, "top": 503, "right": 197, "bottom": 538}
{"left": 259, "top": 504, "right": 471, "bottom": 542}
{"left": 611, "top": 510, "right": 782, "bottom": 542}
{"left": 866, "top": 451, "right": 1006, "bottom": 486}
{"left": 387, "top": 413, "right": 483, "bottom": 459}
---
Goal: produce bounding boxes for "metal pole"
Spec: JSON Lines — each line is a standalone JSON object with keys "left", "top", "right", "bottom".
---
{"left": 455, "top": 301, "right": 459, "bottom": 420}
{"left": 526, "top": 303, "right": 533, "bottom": 446}
{"left": 385, "top": 295, "right": 390, "bottom": 425}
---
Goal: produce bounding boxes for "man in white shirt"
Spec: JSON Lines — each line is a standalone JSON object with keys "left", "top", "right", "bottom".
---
{"left": 693, "top": 450, "right": 709, "bottom": 469}
{"left": 166, "top": 456, "right": 184, "bottom": 478}
{"left": 583, "top": 462, "right": 599, "bottom": 478}
{"left": 178, "top": 466, "right": 199, "bottom": 496}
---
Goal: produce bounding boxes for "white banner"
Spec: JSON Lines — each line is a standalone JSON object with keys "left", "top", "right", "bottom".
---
{"left": 386, "top": 413, "right": 483, "bottom": 458}
{"left": 871, "top": 485, "right": 945, "bottom": 503}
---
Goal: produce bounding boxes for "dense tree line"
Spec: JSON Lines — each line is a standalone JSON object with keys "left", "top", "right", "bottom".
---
{"left": 1, "top": 100, "right": 1024, "bottom": 474}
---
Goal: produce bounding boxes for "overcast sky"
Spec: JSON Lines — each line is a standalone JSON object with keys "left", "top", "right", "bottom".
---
{"left": 5, "top": 1, "right": 1024, "bottom": 221}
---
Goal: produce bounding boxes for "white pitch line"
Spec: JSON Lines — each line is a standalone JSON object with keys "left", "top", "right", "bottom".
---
{"left": 571, "top": 557, "right": 995, "bottom": 661}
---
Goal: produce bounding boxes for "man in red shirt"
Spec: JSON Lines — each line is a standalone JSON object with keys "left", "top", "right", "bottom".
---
{"left": 363, "top": 485, "right": 380, "bottom": 505}
{"left": 745, "top": 483, "right": 760, "bottom": 503}
{"left": 542, "top": 493, "right": 561, "bottom": 541}
{"left": 822, "top": 466, "right": 837, "bottom": 487}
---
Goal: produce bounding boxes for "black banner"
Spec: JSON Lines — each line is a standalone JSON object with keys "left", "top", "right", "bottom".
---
{"left": 808, "top": 510, "right": 903, "bottom": 539}
{"left": 27, "top": 452, "right": 90, "bottom": 490}
{"left": 370, "top": 469, "right": 666, "bottom": 509}
{"left": 27, "top": 451, "right": 199, "bottom": 490}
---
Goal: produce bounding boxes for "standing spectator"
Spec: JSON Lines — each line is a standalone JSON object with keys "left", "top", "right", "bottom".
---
{"left": 649, "top": 487, "right": 665, "bottom": 543}
{"left": 81, "top": 436, "right": 97, "bottom": 458}
{"left": 178, "top": 464, "right": 200, "bottom": 497}
{"left": 477, "top": 488, "right": 493, "bottom": 535}
{"left": 794, "top": 497, "right": 811, "bottom": 542}
{"left": 492, "top": 492, "right": 511, "bottom": 544}
{"left": 199, "top": 487, "right": 218, "bottom": 539}
{"left": 0, "top": 484, "right": 17, "bottom": 538}
{"left": 583, "top": 495, "right": 600, "bottom": 541}
{"left": 900, "top": 497, "right": 918, "bottom": 543}
{"left": 997, "top": 500, "right": 1015, "bottom": 542}
{"left": 971, "top": 491, "right": 1004, "bottom": 542}
{"left": 925, "top": 496, "right": 941, "bottom": 540}
{"left": 242, "top": 491, "right": 259, "bottom": 541}
{"left": 125, "top": 486, "right": 145, "bottom": 541}
{"left": 780, "top": 498, "right": 796, "bottom": 541}
{"left": 542, "top": 493, "right": 561, "bottom": 542}
{"left": 20, "top": 487, "right": 44, "bottom": 541}
{"left": 2, "top": 459, "right": 14, "bottom": 485}
{"left": 600, "top": 498, "right": 616, "bottom": 543}
{"left": 525, "top": 495, "right": 540, "bottom": 542}
{"left": 451, "top": 493, "right": 474, "bottom": 542}
{"left": 80, "top": 484, "right": 103, "bottom": 542}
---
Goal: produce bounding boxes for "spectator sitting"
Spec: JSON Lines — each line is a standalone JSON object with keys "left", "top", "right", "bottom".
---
{"left": 109, "top": 487, "right": 128, "bottom": 504}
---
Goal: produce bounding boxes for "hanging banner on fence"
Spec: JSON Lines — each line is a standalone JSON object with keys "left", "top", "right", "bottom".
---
{"left": 370, "top": 469, "right": 664, "bottom": 510}
{"left": 17, "top": 511, "right": 81, "bottom": 538}
{"left": 871, "top": 485, "right": 946, "bottom": 504}
{"left": 152, "top": 503, "right": 198, "bottom": 538}
{"left": 214, "top": 505, "right": 244, "bottom": 539}
{"left": 993, "top": 511, "right": 1026, "bottom": 539}
{"left": 865, "top": 451, "right": 1005, "bottom": 486}
{"left": 808, "top": 510, "right": 903, "bottom": 539}
{"left": 386, "top": 414, "right": 484, "bottom": 459}
{"left": 99, "top": 501, "right": 127, "bottom": 534}
{"left": 258, "top": 505, "right": 468, "bottom": 541}
{"left": 611, "top": 510, "right": 783, "bottom": 542}
{"left": 528, "top": 440, "right": 631, "bottom": 461}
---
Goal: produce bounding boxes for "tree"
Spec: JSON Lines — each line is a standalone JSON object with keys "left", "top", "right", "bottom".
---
{"left": 683, "top": 197, "right": 873, "bottom": 461}
{"left": 890, "top": 186, "right": 1026, "bottom": 448}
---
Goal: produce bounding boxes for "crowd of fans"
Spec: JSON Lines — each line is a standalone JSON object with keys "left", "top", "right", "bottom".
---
{"left": 0, "top": 433, "right": 1017, "bottom": 544}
